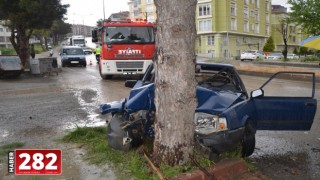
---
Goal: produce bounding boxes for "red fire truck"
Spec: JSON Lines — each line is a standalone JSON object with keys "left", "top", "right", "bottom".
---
{"left": 92, "top": 19, "right": 155, "bottom": 79}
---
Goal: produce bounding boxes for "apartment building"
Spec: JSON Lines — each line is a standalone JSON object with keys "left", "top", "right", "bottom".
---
{"left": 71, "top": 24, "right": 95, "bottom": 37}
{"left": 195, "top": 0, "right": 271, "bottom": 59}
{"left": 129, "top": 1, "right": 306, "bottom": 59}
{"left": 128, "top": 0, "right": 156, "bottom": 22}
{"left": 270, "top": 5, "right": 305, "bottom": 53}
{"left": 0, "top": 21, "right": 12, "bottom": 48}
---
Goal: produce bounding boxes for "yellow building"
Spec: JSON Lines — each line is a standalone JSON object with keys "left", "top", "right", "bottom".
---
{"left": 128, "top": 0, "right": 278, "bottom": 59}
{"left": 196, "top": 0, "right": 271, "bottom": 59}
{"left": 270, "top": 5, "right": 305, "bottom": 53}
{"left": 128, "top": 0, "right": 156, "bottom": 22}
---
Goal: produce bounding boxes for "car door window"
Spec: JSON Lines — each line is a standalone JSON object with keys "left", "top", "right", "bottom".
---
{"left": 260, "top": 72, "right": 314, "bottom": 97}
{"left": 252, "top": 72, "right": 316, "bottom": 131}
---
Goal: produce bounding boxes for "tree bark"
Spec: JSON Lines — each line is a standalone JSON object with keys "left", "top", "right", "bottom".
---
{"left": 153, "top": 0, "right": 197, "bottom": 166}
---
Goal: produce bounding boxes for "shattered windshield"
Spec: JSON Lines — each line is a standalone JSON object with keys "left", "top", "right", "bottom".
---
{"left": 195, "top": 65, "right": 246, "bottom": 94}
{"left": 104, "top": 26, "right": 155, "bottom": 44}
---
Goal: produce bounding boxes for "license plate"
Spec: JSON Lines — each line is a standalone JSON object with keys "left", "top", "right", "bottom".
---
{"left": 70, "top": 61, "right": 79, "bottom": 64}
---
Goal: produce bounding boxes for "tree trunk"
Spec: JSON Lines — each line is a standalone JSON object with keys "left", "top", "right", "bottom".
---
{"left": 153, "top": 0, "right": 197, "bottom": 166}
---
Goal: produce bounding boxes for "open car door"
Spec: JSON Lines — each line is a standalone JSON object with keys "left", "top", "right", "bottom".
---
{"left": 251, "top": 72, "right": 317, "bottom": 130}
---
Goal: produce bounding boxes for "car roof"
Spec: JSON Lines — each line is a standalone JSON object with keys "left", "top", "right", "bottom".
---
{"left": 62, "top": 45, "right": 82, "bottom": 49}
{"left": 196, "top": 61, "right": 235, "bottom": 71}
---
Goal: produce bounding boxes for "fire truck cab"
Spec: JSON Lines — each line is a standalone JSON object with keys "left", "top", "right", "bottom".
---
{"left": 92, "top": 19, "right": 155, "bottom": 79}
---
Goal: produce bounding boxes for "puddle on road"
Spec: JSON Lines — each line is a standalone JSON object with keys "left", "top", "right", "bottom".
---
{"left": 62, "top": 88, "right": 107, "bottom": 130}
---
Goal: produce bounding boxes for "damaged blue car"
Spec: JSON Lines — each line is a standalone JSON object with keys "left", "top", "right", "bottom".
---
{"left": 101, "top": 62, "right": 317, "bottom": 157}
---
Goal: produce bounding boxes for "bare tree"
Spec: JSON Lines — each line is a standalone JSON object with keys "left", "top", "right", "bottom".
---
{"left": 153, "top": 0, "right": 198, "bottom": 166}
{"left": 277, "top": 17, "right": 290, "bottom": 60}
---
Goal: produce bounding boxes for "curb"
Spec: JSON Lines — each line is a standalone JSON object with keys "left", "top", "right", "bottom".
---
{"left": 170, "top": 159, "right": 248, "bottom": 180}
{"left": 237, "top": 70, "right": 320, "bottom": 83}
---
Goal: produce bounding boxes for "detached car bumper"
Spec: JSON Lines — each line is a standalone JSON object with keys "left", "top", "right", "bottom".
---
{"left": 195, "top": 127, "right": 245, "bottom": 153}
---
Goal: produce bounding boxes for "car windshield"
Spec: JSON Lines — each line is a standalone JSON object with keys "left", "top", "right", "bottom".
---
{"left": 63, "top": 48, "right": 84, "bottom": 55}
{"left": 245, "top": 50, "right": 256, "bottom": 53}
{"left": 195, "top": 65, "right": 246, "bottom": 93}
{"left": 142, "top": 64, "right": 247, "bottom": 95}
{"left": 104, "top": 26, "right": 155, "bottom": 44}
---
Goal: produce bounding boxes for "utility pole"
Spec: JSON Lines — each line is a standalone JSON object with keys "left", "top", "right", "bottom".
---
{"left": 103, "top": 0, "right": 106, "bottom": 23}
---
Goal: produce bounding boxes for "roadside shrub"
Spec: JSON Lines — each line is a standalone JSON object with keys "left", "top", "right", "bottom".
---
{"left": 301, "top": 56, "right": 320, "bottom": 62}
{"left": 0, "top": 48, "right": 17, "bottom": 55}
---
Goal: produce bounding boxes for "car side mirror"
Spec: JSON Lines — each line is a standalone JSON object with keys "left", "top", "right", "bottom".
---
{"left": 125, "top": 80, "right": 137, "bottom": 88}
{"left": 251, "top": 89, "right": 263, "bottom": 98}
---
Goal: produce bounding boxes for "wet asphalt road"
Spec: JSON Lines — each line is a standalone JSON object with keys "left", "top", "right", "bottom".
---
{"left": 0, "top": 52, "right": 319, "bottom": 179}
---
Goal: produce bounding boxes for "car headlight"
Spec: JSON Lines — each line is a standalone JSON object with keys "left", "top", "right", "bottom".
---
{"left": 194, "top": 113, "right": 227, "bottom": 135}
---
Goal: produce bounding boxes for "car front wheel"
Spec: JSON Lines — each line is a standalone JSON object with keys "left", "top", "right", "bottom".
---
{"left": 107, "top": 113, "right": 132, "bottom": 151}
{"left": 241, "top": 121, "right": 256, "bottom": 157}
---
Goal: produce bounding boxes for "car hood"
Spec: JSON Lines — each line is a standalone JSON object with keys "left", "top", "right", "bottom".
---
{"left": 125, "top": 83, "right": 243, "bottom": 115}
{"left": 196, "top": 86, "right": 243, "bottom": 114}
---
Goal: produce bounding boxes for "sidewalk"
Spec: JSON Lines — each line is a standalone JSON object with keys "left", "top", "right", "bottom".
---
{"left": 171, "top": 159, "right": 270, "bottom": 180}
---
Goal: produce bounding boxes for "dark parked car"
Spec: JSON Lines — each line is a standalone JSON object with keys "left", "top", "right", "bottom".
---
{"left": 101, "top": 62, "right": 317, "bottom": 157}
{"left": 60, "top": 46, "right": 86, "bottom": 67}
{"left": 0, "top": 56, "right": 23, "bottom": 77}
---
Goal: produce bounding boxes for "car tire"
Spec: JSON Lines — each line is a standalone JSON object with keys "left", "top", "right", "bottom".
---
{"left": 107, "top": 113, "right": 132, "bottom": 151}
{"left": 241, "top": 121, "right": 256, "bottom": 157}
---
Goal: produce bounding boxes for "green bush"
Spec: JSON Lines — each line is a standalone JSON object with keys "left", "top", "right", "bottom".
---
{"left": 0, "top": 48, "right": 17, "bottom": 55}
{"left": 301, "top": 56, "right": 320, "bottom": 62}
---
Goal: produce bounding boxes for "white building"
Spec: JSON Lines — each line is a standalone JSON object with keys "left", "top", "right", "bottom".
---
{"left": 0, "top": 21, "right": 12, "bottom": 48}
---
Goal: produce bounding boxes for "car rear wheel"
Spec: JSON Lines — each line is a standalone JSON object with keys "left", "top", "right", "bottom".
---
{"left": 241, "top": 121, "right": 256, "bottom": 157}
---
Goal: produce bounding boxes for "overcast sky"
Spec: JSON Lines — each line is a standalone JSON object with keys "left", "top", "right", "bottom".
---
{"left": 62, "top": 0, "right": 290, "bottom": 27}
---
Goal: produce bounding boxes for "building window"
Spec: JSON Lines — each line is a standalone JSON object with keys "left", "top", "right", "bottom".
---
{"left": 207, "top": 35, "right": 214, "bottom": 45}
{"left": 223, "top": 36, "right": 229, "bottom": 46}
{"left": 266, "top": 1, "right": 270, "bottom": 11}
{"left": 244, "top": 0, "right": 248, "bottom": 5}
{"left": 255, "top": 0, "right": 260, "bottom": 8}
{"left": 236, "top": 37, "right": 241, "bottom": 45}
{"left": 290, "top": 26, "right": 296, "bottom": 33}
{"left": 231, "top": 18, "right": 237, "bottom": 30}
{"left": 255, "top": 11, "right": 259, "bottom": 21}
{"left": 0, "top": 28, "right": 3, "bottom": 32}
{"left": 244, "top": 8, "right": 249, "bottom": 19}
{"left": 6, "top": 28, "right": 10, "bottom": 32}
{"left": 198, "top": 19, "right": 212, "bottom": 32}
{"left": 0, "top": 37, "right": 4, "bottom": 42}
{"left": 255, "top": 23, "right": 260, "bottom": 33}
{"left": 231, "top": 3, "right": 236, "bottom": 16}
{"left": 199, "top": 4, "right": 211, "bottom": 16}
{"left": 146, "top": 0, "right": 153, "bottom": 4}
{"left": 146, "top": 6, "right": 153, "bottom": 14}
{"left": 208, "top": 50, "right": 215, "bottom": 58}
{"left": 243, "top": 37, "right": 248, "bottom": 43}
{"left": 224, "top": 49, "right": 229, "bottom": 58}
{"left": 292, "top": 36, "right": 296, "bottom": 43}
{"left": 244, "top": 21, "right": 249, "bottom": 32}
{"left": 6, "top": 37, "right": 10, "bottom": 42}
{"left": 199, "top": 37, "right": 202, "bottom": 47}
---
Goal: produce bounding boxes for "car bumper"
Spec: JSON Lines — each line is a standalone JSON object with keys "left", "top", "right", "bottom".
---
{"left": 195, "top": 127, "right": 245, "bottom": 153}
{"left": 63, "top": 59, "right": 86, "bottom": 65}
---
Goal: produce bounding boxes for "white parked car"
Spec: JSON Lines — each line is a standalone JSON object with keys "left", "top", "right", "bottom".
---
{"left": 240, "top": 50, "right": 265, "bottom": 61}
{"left": 266, "top": 52, "right": 284, "bottom": 60}
{"left": 287, "top": 54, "right": 299, "bottom": 59}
